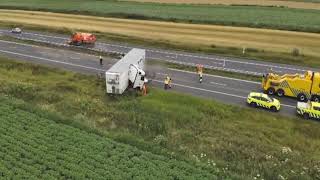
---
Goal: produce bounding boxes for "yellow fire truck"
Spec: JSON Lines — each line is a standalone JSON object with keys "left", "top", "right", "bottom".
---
{"left": 262, "top": 71, "right": 320, "bottom": 102}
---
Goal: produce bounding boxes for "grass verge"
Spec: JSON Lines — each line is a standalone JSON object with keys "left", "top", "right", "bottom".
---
{"left": 121, "top": 0, "right": 320, "bottom": 8}
{"left": 0, "top": 55, "right": 320, "bottom": 179}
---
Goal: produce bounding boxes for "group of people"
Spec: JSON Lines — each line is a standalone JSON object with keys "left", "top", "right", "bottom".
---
{"left": 98, "top": 55, "right": 204, "bottom": 93}
{"left": 164, "top": 64, "right": 203, "bottom": 90}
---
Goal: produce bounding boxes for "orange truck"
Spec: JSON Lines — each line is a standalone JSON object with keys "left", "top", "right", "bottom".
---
{"left": 68, "top": 32, "right": 96, "bottom": 46}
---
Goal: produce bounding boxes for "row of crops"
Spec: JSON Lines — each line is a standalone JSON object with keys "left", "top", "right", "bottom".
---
{"left": 0, "top": 98, "right": 218, "bottom": 179}
{"left": 1, "top": 0, "right": 320, "bottom": 32}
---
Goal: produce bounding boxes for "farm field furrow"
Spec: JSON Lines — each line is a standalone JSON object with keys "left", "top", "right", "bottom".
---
{"left": 121, "top": 0, "right": 320, "bottom": 10}
{"left": 0, "top": 97, "right": 217, "bottom": 179}
{"left": 0, "top": 0, "right": 320, "bottom": 32}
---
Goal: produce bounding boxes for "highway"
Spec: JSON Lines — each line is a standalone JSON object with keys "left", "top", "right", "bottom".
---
{"left": 0, "top": 39, "right": 297, "bottom": 116}
{"left": 0, "top": 29, "right": 317, "bottom": 76}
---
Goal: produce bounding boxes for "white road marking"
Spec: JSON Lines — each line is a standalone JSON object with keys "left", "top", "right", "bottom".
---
{"left": 0, "top": 39, "right": 38, "bottom": 48}
{"left": 0, "top": 47, "right": 296, "bottom": 109}
{"left": 157, "top": 72, "right": 167, "bottom": 76}
{"left": 168, "top": 68, "right": 261, "bottom": 84}
{"left": 0, "top": 39, "right": 115, "bottom": 59}
{"left": 0, "top": 49, "right": 105, "bottom": 72}
{"left": 70, "top": 57, "right": 80, "bottom": 60}
{"left": 10, "top": 31, "right": 310, "bottom": 72}
{"left": 210, "top": 82, "right": 226, "bottom": 86}
{"left": 151, "top": 79, "right": 295, "bottom": 109}
{"left": 152, "top": 79, "right": 246, "bottom": 99}
{"left": 164, "top": 59, "right": 261, "bottom": 75}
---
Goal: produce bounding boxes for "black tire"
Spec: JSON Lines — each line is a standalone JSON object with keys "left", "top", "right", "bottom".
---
{"left": 313, "top": 96, "right": 320, "bottom": 102}
{"left": 270, "top": 106, "right": 277, "bottom": 112}
{"left": 297, "top": 93, "right": 307, "bottom": 102}
{"left": 303, "top": 113, "right": 309, "bottom": 120}
{"left": 250, "top": 102, "right": 257, "bottom": 108}
{"left": 267, "top": 87, "right": 275, "bottom": 95}
{"left": 276, "top": 89, "right": 285, "bottom": 97}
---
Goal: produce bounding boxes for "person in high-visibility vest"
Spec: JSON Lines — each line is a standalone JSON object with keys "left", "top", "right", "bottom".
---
{"left": 142, "top": 84, "right": 147, "bottom": 95}
{"left": 164, "top": 76, "right": 171, "bottom": 90}
{"left": 196, "top": 64, "right": 203, "bottom": 83}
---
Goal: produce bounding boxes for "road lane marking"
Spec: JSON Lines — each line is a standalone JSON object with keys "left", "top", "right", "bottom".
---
{"left": 168, "top": 68, "right": 261, "bottom": 84}
{"left": 210, "top": 82, "right": 226, "bottom": 86}
{"left": 0, "top": 39, "right": 119, "bottom": 59}
{"left": 0, "top": 39, "right": 39, "bottom": 48}
{"left": 70, "top": 57, "right": 81, "bottom": 60}
{"left": 151, "top": 79, "right": 295, "bottom": 109}
{"left": 0, "top": 47, "right": 296, "bottom": 109}
{"left": 152, "top": 79, "right": 246, "bottom": 99}
{"left": 7, "top": 30, "right": 310, "bottom": 72}
{"left": 0, "top": 49, "right": 105, "bottom": 72}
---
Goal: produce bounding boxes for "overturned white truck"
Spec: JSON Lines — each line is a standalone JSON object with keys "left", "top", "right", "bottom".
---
{"left": 105, "top": 48, "right": 148, "bottom": 94}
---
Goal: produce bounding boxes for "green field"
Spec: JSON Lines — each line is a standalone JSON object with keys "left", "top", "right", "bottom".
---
{"left": 1, "top": 56, "right": 320, "bottom": 179}
{"left": 1, "top": 0, "right": 320, "bottom": 32}
{"left": 0, "top": 97, "right": 219, "bottom": 179}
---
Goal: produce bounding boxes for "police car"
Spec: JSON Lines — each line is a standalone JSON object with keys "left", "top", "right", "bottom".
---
{"left": 247, "top": 92, "right": 281, "bottom": 112}
{"left": 297, "top": 101, "right": 320, "bottom": 120}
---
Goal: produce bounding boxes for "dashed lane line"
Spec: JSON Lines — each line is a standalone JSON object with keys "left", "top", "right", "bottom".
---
{"left": 210, "top": 82, "right": 227, "bottom": 86}
{"left": 151, "top": 79, "right": 295, "bottom": 109}
{"left": 0, "top": 47, "right": 296, "bottom": 109}
{"left": 0, "top": 49, "right": 105, "bottom": 72}
{"left": 168, "top": 68, "right": 261, "bottom": 84}
{"left": 2, "top": 30, "right": 310, "bottom": 72}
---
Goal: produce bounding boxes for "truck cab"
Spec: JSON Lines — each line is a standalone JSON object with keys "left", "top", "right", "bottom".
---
{"left": 297, "top": 101, "right": 320, "bottom": 119}
{"left": 129, "top": 64, "right": 148, "bottom": 89}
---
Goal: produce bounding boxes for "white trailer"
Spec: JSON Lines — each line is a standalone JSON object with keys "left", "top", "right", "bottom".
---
{"left": 105, "top": 48, "right": 147, "bottom": 94}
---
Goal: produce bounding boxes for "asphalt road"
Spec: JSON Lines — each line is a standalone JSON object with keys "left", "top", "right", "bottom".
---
{"left": 0, "top": 39, "right": 297, "bottom": 116}
{"left": 0, "top": 29, "right": 317, "bottom": 76}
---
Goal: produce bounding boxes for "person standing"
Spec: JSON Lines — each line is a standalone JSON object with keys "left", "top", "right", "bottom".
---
{"left": 99, "top": 55, "right": 103, "bottom": 66}
{"left": 142, "top": 84, "right": 147, "bottom": 95}
{"left": 196, "top": 64, "right": 203, "bottom": 83}
{"left": 164, "top": 75, "right": 172, "bottom": 90}
{"left": 199, "top": 71, "right": 203, "bottom": 83}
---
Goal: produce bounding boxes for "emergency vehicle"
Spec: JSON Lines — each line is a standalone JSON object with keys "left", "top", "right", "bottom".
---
{"left": 247, "top": 92, "right": 281, "bottom": 112}
{"left": 262, "top": 71, "right": 320, "bottom": 102}
{"left": 296, "top": 101, "right": 320, "bottom": 120}
{"left": 68, "top": 32, "right": 96, "bottom": 46}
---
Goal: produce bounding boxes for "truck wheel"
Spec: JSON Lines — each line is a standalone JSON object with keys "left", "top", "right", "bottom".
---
{"left": 303, "top": 113, "right": 309, "bottom": 120}
{"left": 250, "top": 102, "right": 257, "bottom": 108}
{"left": 313, "top": 96, "right": 320, "bottom": 102}
{"left": 270, "top": 106, "right": 277, "bottom": 112}
{"left": 297, "top": 93, "right": 307, "bottom": 102}
{"left": 267, "top": 87, "right": 275, "bottom": 95}
{"left": 276, "top": 89, "right": 284, "bottom": 97}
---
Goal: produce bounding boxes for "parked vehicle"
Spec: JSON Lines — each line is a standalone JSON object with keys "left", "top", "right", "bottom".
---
{"left": 297, "top": 101, "right": 320, "bottom": 119}
{"left": 262, "top": 71, "right": 320, "bottom": 102}
{"left": 105, "top": 48, "right": 148, "bottom": 94}
{"left": 68, "top": 32, "right": 96, "bottom": 46}
{"left": 247, "top": 92, "right": 281, "bottom": 112}
{"left": 11, "top": 27, "right": 22, "bottom": 34}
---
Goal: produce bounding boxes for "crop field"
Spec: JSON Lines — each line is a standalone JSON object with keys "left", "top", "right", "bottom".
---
{"left": 1, "top": 56, "right": 320, "bottom": 179}
{"left": 1, "top": 10, "right": 320, "bottom": 60}
{"left": 0, "top": 0, "right": 320, "bottom": 32}
{"left": 121, "top": 0, "right": 320, "bottom": 10}
{"left": 0, "top": 97, "right": 218, "bottom": 179}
